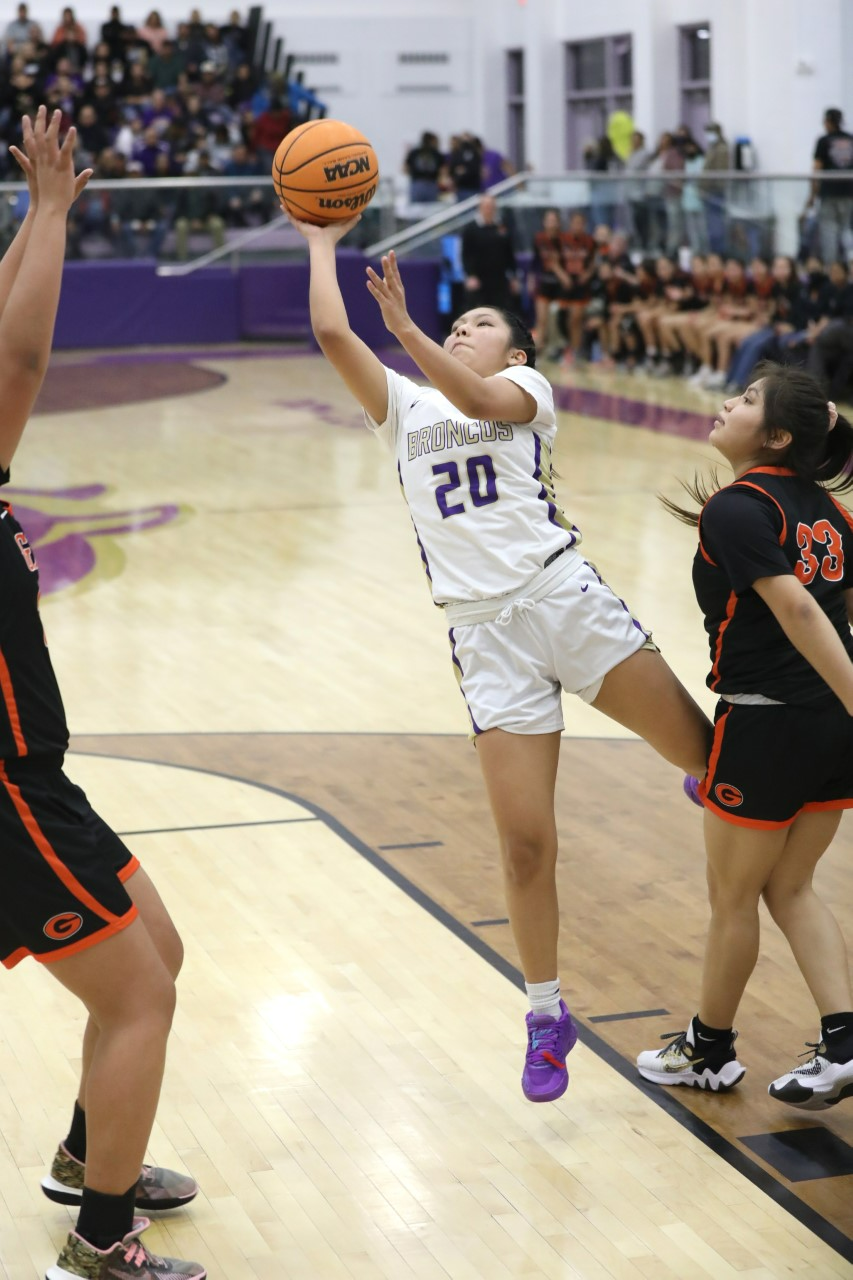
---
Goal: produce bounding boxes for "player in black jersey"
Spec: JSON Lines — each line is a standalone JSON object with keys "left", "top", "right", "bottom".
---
{"left": 0, "top": 110, "right": 205, "bottom": 1280}
{"left": 637, "top": 363, "right": 853, "bottom": 1111}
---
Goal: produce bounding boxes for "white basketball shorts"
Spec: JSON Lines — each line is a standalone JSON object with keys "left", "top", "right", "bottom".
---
{"left": 444, "top": 554, "right": 654, "bottom": 735}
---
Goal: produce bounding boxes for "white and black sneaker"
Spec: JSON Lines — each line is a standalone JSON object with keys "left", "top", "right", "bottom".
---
{"left": 637, "top": 1017, "right": 745, "bottom": 1091}
{"left": 768, "top": 1040, "right": 853, "bottom": 1110}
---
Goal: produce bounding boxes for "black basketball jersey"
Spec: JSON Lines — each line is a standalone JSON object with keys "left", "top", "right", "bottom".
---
{"left": 0, "top": 473, "right": 70, "bottom": 761}
{"left": 694, "top": 465, "right": 853, "bottom": 707}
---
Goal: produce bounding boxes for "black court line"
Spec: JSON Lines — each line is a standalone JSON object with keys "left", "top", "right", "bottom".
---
{"left": 75, "top": 747, "right": 853, "bottom": 1266}
{"left": 471, "top": 918, "right": 510, "bottom": 927}
{"left": 117, "top": 817, "right": 319, "bottom": 837}
{"left": 377, "top": 840, "right": 444, "bottom": 851}
{"left": 589, "top": 1008, "right": 670, "bottom": 1023}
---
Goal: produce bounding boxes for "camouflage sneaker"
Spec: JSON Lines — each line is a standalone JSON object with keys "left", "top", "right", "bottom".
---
{"left": 42, "top": 1145, "right": 199, "bottom": 1212}
{"left": 46, "top": 1217, "right": 206, "bottom": 1280}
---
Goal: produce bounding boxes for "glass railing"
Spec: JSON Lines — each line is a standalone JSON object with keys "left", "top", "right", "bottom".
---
{"left": 0, "top": 170, "right": 846, "bottom": 268}
{"left": 367, "top": 172, "right": 834, "bottom": 266}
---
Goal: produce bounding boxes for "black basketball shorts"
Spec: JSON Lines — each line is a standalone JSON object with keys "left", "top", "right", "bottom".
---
{"left": 699, "top": 699, "right": 853, "bottom": 828}
{"left": 0, "top": 757, "right": 139, "bottom": 968}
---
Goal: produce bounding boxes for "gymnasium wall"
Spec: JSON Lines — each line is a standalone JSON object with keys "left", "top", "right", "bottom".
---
{"left": 58, "top": 0, "right": 853, "bottom": 179}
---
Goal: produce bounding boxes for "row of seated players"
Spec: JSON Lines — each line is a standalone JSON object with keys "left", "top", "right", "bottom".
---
{"left": 530, "top": 215, "right": 853, "bottom": 397}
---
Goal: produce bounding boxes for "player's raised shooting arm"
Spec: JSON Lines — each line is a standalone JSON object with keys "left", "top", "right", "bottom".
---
{"left": 291, "top": 214, "right": 388, "bottom": 423}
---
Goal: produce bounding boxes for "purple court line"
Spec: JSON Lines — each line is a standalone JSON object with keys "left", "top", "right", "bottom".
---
{"left": 53, "top": 345, "right": 713, "bottom": 440}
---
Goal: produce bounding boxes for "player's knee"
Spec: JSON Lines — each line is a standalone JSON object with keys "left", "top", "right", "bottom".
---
{"left": 500, "top": 833, "right": 556, "bottom": 888}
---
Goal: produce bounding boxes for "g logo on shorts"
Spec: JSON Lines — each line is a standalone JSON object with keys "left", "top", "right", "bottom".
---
{"left": 43, "top": 912, "right": 84, "bottom": 940}
{"left": 714, "top": 783, "right": 744, "bottom": 808}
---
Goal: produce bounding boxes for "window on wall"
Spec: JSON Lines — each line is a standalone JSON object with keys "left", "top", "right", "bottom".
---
{"left": 565, "top": 35, "right": 633, "bottom": 168}
{"left": 506, "top": 48, "right": 525, "bottom": 171}
{"left": 679, "top": 24, "right": 711, "bottom": 138}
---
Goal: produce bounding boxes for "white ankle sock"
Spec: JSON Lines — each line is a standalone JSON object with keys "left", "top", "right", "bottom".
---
{"left": 525, "top": 978, "right": 562, "bottom": 1020}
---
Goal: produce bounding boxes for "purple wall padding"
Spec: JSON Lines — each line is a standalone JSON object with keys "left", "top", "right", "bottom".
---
{"left": 51, "top": 254, "right": 442, "bottom": 350}
{"left": 54, "top": 261, "right": 241, "bottom": 349}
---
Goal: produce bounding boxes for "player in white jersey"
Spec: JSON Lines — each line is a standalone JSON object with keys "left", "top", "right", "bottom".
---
{"left": 291, "top": 212, "right": 713, "bottom": 1102}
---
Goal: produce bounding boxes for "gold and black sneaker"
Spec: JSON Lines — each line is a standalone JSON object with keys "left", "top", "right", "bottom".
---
{"left": 637, "top": 1017, "right": 745, "bottom": 1091}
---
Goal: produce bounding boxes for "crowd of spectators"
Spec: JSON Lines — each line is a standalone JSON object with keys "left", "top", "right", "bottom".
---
{"left": 525, "top": 208, "right": 853, "bottom": 400}
{"left": 1, "top": 3, "right": 317, "bottom": 257}
{"left": 404, "top": 129, "right": 513, "bottom": 205}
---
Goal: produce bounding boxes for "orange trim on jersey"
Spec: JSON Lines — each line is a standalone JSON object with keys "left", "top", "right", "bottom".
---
{"left": 731, "top": 480, "right": 788, "bottom": 545}
{"left": 0, "top": 765, "right": 122, "bottom": 927}
{"left": 2, "top": 906, "right": 139, "bottom": 969}
{"left": 826, "top": 493, "right": 853, "bottom": 536}
{"left": 740, "top": 466, "right": 797, "bottom": 477}
{"left": 709, "top": 595, "right": 738, "bottom": 690}
{"left": 0, "top": 648, "right": 27, "bottom": 757}
{"left": 117, "top": 855, "right": 140, "bottom": 883}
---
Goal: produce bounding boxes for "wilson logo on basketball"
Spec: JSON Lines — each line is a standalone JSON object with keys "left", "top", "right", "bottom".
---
{"left": 322, "top": 156, "right": 372, "bottom": 182}
{"left": 43, "top": 912, "right": 84, "bottom": 940}
{"left": 714, "top": 783, "right": 744, "bottom": 808}
{"left": 318, "top": 184, "right": 377, "bottom": 211}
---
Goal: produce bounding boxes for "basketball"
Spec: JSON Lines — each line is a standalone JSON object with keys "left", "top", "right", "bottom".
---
{"left": 272, "top": 119, "right": 379, "bottom": 225}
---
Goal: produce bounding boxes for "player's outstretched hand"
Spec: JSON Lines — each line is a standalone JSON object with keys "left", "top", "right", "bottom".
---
{"left": 285, "top": 209, "right": 361, "bottom": 245}
{"left": 9, "top": 106, "right": 92, "bottom": 213}
{"left": 365, "top": 251, "right": 410, "bottom": 336}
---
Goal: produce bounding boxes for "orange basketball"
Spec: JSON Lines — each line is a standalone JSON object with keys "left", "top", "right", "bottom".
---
{"left": 272, "top": 119, "right": 379, "bottom": 225}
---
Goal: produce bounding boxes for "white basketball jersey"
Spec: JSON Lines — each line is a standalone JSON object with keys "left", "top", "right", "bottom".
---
{"left": 366, "top": 364, "right": 582, "bottom": 604}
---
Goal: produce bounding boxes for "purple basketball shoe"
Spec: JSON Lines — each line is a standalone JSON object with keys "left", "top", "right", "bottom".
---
{"left": 683, "top": 775, "right": 703, "bottom": 807}
{"left": 522, "top": 999, "right": 578, "bottom": 1102}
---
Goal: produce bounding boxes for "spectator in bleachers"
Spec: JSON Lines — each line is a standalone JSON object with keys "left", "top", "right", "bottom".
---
{"left": 5, "top": 3, "right": 42, "bottom": 53}
{"left": 136, "top": 9, "right": 168, "bottom": 55}
{"left": 122, "top": 58, "right": 154, "bottom": 103}
{"left": 700, "top": 122, "right": 730, "bottom": 255}
{"left": 174, "top": 19, "right": 205, "bottom": 76}
{"left": 726, "top": 255, "right": 803, "bottom": 388}
{"left": 559, "top": 210, "right": 597, "bottom": 361}
{"left": 807, "top": 259, "right": 853, "bottom": 398}
{"left": 644, "top": 133, "right": 671, "bottom": 253}
{"left": 460, "top": 192, "right": 517, "bottom": 309}
{"left": 220, "top": 10, "right": 248, "bottom": 69}
{"left": 174, "top": 148, "right": 225, "bottom": 259}
{"left": 681, "top": 136, "right": 708, "bottom": 253}
{"left": 528, "top": 208, "right": 570, "bottom": 357}
{"left": 404, "top": 130, "right": 444, "bottom": 204}
{"left": 809, "top": 108, "right": 853, "bottom": 266}
{"left": 149, "top": 37, "right": 185, "bottom": 89}
{"left": 100, "top": 4, "right": 130, "bottom": 57}
{"left": 228, "top": 60, "right": 258, "bottom": 108}
{"left": 635, "top": 255, "right": 688, "bottom": 372}
{"left": 587, "top": 134, "right": 622, "bottom": 234}
{"left": 659, "top": 131, "right": 685, "bottom": 255}
{"left": 75, "top": 101, "right": 111, "bottom": 165}
{"left": 202, "top": 23, "right": 229, "bottom": 75}
{"left": 448, "top": 132, "right": 481, "bottom": 202}
{"left": 481, "top": 140, "right": 513, "bottom": 190}
{"left": 690, "top": 257, "right": 766, "bottom": 388}
{"left": 624, "top": 129, "right": 651, "bottom": 249}
{"left": 67, "top": 147, "right": 136, "bottom": 257}
{"left": 251, "top": 95, "right": 292, "bottom": 169}
{"left": 51, "top": 6, "right": 87, "bottom": 46}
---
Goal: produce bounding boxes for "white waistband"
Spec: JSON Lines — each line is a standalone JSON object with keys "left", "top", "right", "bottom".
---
{"left": 720, "top": 692, "right": 785, "bottom": 706}
{"left": 442, "top": 548, "right": 586, "bottom": 626}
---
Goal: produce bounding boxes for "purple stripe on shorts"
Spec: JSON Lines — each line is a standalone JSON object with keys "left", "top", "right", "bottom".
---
{"left": 448, "top": 627, "right": 482, "bottom": 735}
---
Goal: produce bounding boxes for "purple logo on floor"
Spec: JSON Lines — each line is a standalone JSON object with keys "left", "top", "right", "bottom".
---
{"left": 7, "top": 484, "right": 181, "bottom": 594}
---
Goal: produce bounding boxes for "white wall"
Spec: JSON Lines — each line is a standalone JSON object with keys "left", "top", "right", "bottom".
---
{"left": 52, "top": 0, "right": 853, "bottom": 181}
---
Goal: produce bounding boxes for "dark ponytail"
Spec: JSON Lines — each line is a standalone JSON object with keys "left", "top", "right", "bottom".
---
{"left": 495, "top": 309, "right": 537, "bottom": 368}
{"left": 661, "top": 361, "right": 853, "bottom": 527}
